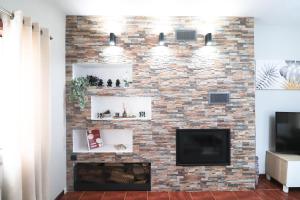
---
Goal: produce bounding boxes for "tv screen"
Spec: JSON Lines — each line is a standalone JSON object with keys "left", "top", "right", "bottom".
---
{"left": 176, "top": 129, "right": 230, "bottom": 166}
{"left": 275, "top": 112, "right": 300, "bottom": 154}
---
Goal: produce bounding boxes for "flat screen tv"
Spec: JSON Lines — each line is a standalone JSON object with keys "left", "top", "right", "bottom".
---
{"left": 275, "top": 112, "right": 300, "bottom": 154}
{"left": 176, "top": 129, "right": 230, "bottom": 166}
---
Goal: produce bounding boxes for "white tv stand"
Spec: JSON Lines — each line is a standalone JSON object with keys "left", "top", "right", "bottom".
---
{"left": 266, "top": 151, "right": 300, "bottom": 193}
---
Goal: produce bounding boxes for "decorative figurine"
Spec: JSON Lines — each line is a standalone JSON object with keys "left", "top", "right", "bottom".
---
{"left": 114, "top": 144, "right": 127, "bottom": 150}
{"left": 123, "top": 80, "right": 132, "bottom": 88}
{"left": 103, "top": 110, "right": 111, "bottom": 118}
{"left": 97, "top": 79, "right": 103, "bottom": 87}
{"left": 97, "top": 113, "right": 103, "bottom": 119}
{"left": 122, "top": 103, "right": 127, "bottom": 118}
{"left": 116, "top": 79, "right": 121, "bottom": 87}
{"left": 103, "top": 110, "right": 110, "bottom": 115}
{"left": 139, "top": 111, "right": 146, "bottom": 118}
{"left": 107, "top": 79, "right": 113, "bottom": 87}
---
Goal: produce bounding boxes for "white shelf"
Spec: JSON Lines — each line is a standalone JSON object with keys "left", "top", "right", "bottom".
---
{"left": 88, "top": 86, "right": 132, "bottom": 90}
{"left": 74, "top": 144, "right": 133, "bottom": 153}
{"left": 73, "top": 129, "right": 133, "bottom": 153}
{"left": 72, "top": 63, "right": 132, "bottom": 88}
{"left": 94, "top": 117, "right": 151, "bottom": 121}
{"left": 91, "top": 96, "right": 152, "bottom": 121}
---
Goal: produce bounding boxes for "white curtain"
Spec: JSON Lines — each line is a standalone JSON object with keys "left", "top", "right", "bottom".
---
{"left": 0, "top": 10, "right": 50, "bottom": 200}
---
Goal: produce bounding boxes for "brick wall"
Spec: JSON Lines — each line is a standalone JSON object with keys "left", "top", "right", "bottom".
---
{"left": 66, "top": 16, "right": 255, "bottom": 191}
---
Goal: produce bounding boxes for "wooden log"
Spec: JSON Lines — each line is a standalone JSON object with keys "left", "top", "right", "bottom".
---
{"left": 134, "top": 180, "right": 147, "bottom": 184}
{"left": 133, "top": 167, "right": 145, "bottom": 175}
{"left": 107, "top": 167, "right": 124, "bottom": 173}
{"left": 105, "top": 163, "right": 125, "bottom": 167}
{"left": 88, "top": 169, "right": 103, "bottom": 176}
{"left": 109, "top": 170, "right": 134, "bottom": 184}
{"left": 135, "top": 174, "right": 146, "bottom": 181}
{"left": 79, "top": 175, "right": 105, "bottom": 184}
{"left": 144, "top": 167, "right": 150, "bottom": 174}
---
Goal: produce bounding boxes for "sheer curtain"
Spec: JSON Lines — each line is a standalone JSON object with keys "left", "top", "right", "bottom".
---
{"left": 0, "top": 11, "right": 50, "bottom": 200}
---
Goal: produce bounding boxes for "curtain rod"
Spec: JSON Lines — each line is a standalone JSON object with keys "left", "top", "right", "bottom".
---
{"left": 0, "top": 7, "right": 53, "bottom": 40}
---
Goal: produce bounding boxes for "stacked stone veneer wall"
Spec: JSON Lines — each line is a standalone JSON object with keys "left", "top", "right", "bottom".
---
{"left": 66, "top": 16, "right": 255, "bottom": 191}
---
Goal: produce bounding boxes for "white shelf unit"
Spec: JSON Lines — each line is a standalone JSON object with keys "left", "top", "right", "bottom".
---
{"left": 91, "top": 96, "right": 152, "bottom": 121}
{"left": 73, "top": 129, "right": 133, "bottom": 153}
{"left": 72, "top": 63, "right": 132, "bottom": 88}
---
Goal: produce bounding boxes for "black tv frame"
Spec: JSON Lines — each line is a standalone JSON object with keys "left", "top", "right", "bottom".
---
{"left": 176, "top": 129, "right": 231, "bottom": 166}
{"left": 275, "top": 112, "right": 300, "bottom": 154}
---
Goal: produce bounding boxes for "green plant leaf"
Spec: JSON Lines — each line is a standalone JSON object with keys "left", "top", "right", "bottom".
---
{"left": 69, "top": 77, "right": 89, "bottom": 110}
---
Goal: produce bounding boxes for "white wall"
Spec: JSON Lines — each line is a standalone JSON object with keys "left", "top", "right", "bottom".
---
{"left": 255, "top": 19, "right": 300, "bottom": 174}
{"left": 0, "top": 0, "right": 66, "bottom": 198}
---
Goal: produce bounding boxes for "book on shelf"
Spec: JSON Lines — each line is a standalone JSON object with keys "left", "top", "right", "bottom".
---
{"left": 86, "top": 129, "right": 103, "bottom": 150}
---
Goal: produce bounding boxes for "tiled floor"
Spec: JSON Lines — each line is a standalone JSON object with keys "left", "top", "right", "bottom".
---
{"left": 61, "top": 176, "right": 300, "bottom": 200}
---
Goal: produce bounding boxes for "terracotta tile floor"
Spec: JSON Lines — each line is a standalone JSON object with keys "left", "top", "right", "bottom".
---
{"left": 61, "top": 176, "right": 300, "bottom": 200}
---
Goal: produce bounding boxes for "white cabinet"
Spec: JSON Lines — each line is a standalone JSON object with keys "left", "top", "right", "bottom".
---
{"left": 266, "top": 151, "right": 300, "bottom": 193}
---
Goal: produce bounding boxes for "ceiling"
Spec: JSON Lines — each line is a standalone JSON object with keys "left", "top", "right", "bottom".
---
{"left": 52, "top": 0, "right": 300, "bottom": 25}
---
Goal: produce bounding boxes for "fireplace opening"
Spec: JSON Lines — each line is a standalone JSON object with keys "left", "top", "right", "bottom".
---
{"left": 74, "top": 163, "right": 151, "bottom": 191}
{"left": 176, "top": 129, "right": 230, "bottom": 166}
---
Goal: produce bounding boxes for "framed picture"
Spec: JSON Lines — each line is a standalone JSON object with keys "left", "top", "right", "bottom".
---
{"left": 256, "top": 60, "right": 300, "bottom": 90}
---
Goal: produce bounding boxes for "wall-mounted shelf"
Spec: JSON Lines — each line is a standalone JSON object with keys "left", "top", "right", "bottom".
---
{"left": 88, "top": 86, "right": 132, "bottom": 90}
{"left": 72, "top": 63, "right": 132, "bottom": 88}
{"left": 94, "top": 117, "right": 150, "bottom": 121}
{"left": 73, "top": 129, "right": 133, "bottom": 153}
{"left": 91, "top": 96, "right": 152, "bottom": 121}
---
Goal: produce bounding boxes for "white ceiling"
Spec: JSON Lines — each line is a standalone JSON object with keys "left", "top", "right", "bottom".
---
{"left": 52, "top": 0, "right": 300, "bottom": 25}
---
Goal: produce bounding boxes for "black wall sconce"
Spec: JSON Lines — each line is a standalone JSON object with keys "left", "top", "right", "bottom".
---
{"left": 159, "top": 32, "right": 165, "bottom": 46}
{"left": 205, "top": 33, "right": 212, "bottom": 46}
{"left": 0, "top": 18, "right": 3, "bottom": 37}
{"left": 109, "top": 33, "right": 116, "bottom": 46}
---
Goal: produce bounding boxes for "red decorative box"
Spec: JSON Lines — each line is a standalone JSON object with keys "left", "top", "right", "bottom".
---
{"left": 86, "top": 129, "right": 103, "bottom": 150}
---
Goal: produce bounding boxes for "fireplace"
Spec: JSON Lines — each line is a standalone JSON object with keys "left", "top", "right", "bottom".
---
{"left": 74, "top": 163, "right": 151, "bottom": 191}
{"left": 176, "top": 129, "right": 230, "bottom": 166}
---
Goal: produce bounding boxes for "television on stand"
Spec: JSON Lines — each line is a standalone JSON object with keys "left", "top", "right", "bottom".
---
{"left": 275, "top": 112, "right": 300, "bottom": 154}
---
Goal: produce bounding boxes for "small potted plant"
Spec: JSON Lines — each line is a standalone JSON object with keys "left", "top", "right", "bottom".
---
{"left": 123, "top": 80, "right": 132, "bottom": 88}
{"left": 86, "top": 75, "right": 100, "bottom": 88}
{"left": 69, "top": 77, "right": 89, "bottom": 110}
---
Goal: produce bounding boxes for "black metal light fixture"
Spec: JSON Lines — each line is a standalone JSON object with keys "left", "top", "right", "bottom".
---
{"left": 0, "top": 18, "right": 3, "bottom": 37}
{"left": 159, "top": 32, "right": 165, "bottom": 46}
{"left": 205, "top": 33, "right": 212, "bottom": 46}
{"left": 109, "top": 33, "right": 116, "bottom": 46}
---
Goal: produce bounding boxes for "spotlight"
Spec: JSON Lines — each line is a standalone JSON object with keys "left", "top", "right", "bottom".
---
{"left": 159, "top": 32, "right": 165, "bottom": 46}
{"left": 0, "top": 18, "right": 3, "bottom": 37}
{"left": 109, "top": 33, "right": 116, "bottom": 46}
{"left": 205, "top": 33, "right": 212, "bottom": 46}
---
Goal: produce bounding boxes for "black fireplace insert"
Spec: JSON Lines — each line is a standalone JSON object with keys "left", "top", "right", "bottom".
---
{"left": 176, "top": 129, "right": 230, "bottom": 166}
{"left": 74, "top": 163, "right": 151, "bottom": 191}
